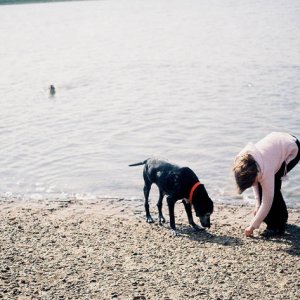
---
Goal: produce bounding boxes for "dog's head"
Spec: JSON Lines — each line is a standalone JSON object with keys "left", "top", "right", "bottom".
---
{"left": 192, "top": 184, "right": 214, "bottom": 228}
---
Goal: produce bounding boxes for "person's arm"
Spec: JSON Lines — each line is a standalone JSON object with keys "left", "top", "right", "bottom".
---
{"left": 245, "top": 177, "right": 274, "bottom": 236}
{"left": 252, "top": 183, "right": 260, "bottom": 214}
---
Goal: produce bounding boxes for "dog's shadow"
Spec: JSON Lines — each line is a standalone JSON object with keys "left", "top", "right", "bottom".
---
{"left": 174, "top": 224, "right": 243, "bottom": 246}
{"left": 174, "top": 223, "right": 300, "bottom": 254}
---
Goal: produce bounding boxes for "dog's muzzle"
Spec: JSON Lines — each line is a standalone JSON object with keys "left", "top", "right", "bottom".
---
{"left": 199, "top": 214, "right": 211, "bottom": 228}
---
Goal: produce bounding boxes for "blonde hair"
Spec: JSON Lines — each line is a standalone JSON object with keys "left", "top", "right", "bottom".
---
{"left": 233, "top": 153, "right": 258, "bottom": 194}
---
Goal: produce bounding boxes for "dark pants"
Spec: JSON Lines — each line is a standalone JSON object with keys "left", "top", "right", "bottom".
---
{"left": 258, "top": 138, "right": 300, "bottom": 231}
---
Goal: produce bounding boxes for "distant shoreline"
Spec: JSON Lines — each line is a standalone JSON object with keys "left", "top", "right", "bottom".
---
{"left": 0, "top": 0, "right": 91, "bottom": 5}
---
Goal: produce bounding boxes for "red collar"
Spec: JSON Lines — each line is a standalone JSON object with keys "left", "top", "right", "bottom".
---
{"left": 189, "top": 181, "right": 201, "bottom": 204}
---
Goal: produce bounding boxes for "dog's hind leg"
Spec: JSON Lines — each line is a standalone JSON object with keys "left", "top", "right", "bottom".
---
{"left": 157, "top": 188, "right": 166, "bottom": 225}
{"left": 143, "top": 182, "right": 154, "bottom": 223}
{"left": 182, "top": 201, "right": 202, "bottom": 231}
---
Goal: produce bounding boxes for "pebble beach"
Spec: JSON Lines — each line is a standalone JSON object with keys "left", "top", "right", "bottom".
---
{"left": 0, "top": 198, "right": 299, "bottom": 299}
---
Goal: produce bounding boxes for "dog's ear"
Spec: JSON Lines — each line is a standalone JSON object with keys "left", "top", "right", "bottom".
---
{"left": 193, "top": 185, "right": 214, "bottom": 213}
{"left": 196, "top": 184, "right": 209, "bottom": 199}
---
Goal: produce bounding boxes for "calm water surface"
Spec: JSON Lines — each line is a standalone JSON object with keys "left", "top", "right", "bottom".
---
{"left": 0, "top": 0, "right": 299, "bottom": 207}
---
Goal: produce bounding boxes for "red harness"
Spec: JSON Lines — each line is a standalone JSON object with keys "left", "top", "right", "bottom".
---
{"left": 189, "top": 181, "right": 201, "bottom": 204}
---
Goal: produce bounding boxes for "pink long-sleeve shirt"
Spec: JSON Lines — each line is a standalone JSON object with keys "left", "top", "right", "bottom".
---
{"left": 238, "top": 132, "right": 298, "bottom": 229}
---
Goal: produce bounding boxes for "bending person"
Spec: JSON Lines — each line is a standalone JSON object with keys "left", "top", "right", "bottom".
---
{"left": 233, "top": 132, "right": 300, "bottom": 237}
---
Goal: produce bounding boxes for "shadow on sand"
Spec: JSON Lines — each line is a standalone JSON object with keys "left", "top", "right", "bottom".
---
{"left": 172, "top": 224, "right": 243, "bottom": 247}
{"left": 266, "top": 224, "right": 300, "bottom": 256}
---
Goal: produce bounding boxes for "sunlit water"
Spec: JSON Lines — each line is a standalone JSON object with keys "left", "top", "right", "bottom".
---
{"left": 0, "top": 0, "right": 299, "bottom": 207}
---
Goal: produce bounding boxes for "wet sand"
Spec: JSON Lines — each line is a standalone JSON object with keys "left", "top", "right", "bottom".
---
{"left": 0, "top": 198, "right": 299, "bottom": 299}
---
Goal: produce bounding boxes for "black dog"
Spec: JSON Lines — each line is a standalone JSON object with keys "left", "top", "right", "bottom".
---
{"left": 129, "top": 158, "right": 213, "bottom": 235}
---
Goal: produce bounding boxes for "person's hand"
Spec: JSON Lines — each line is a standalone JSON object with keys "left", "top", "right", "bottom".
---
{"left": 245, "top": 226, "right": 254, "bottom": 237}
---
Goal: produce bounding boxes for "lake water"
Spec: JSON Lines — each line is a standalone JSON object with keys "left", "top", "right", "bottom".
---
{"left": 0, "top": 0, "right": 299, "bottom": 207}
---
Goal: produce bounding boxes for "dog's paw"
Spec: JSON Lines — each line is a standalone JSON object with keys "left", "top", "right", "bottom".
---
{"left": 158, "top": 216, "right": 166, "bottom": 225}
{"left": 170, "top": 229, "right": 178, "bottom": 236}
{"left": 146, "top": 216, "right": 154, "bottom": 223}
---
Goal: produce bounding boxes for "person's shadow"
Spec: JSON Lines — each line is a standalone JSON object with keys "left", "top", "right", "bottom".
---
{"left": 272, "top": 224, "right": 300, "bottom": 256}
{"left": 256, "top": 224, "right": 300, "bottom": 256}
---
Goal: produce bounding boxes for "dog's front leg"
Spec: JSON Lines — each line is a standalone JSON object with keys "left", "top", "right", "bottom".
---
{"left": 167, "top": 197, "right": 177, "bottom": 235}
{"left": 182, "top": 201, "right": 202, "bottom": 231}
{"left": 157, "top": 189, "right": 166, "bottom": 225}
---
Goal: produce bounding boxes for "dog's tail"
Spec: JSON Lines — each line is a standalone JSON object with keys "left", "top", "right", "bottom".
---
{"left": 128, "top": 159, "right": 148, "bottom": 167}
